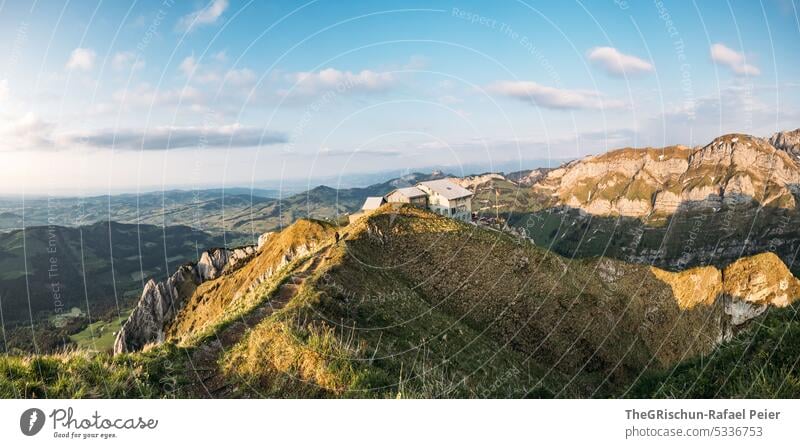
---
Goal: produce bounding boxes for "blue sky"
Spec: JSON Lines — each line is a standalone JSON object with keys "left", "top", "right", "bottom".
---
{"left": 0, "top": 0, "right": 798, "bottom": 194}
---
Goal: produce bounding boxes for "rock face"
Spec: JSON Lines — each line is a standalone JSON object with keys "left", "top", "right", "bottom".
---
{"left": 115, "top": 219, "right": 337, "bottom": 353}
{"left": 651, "top": 252, "right": 800, "bottom": 337}
{"left": 257, "top": 232, "right": 273, "bottom": 250}
{"left": 454, "top": 173, "right": 507, "bottom": 190}
{"left": 196, "top": 246, "right": 257, "bottom": 281}
{"left": 770, "top": 128, "right": 800, "bottom": 159}
{"left": 507, "top": 168, "right": 551, "bottom": 186}
{"left": 113, "top": 244, "right": 260, "bottom": 354}
{"left": 533, "top": 133, "right": 800, "bottom": 218}
{"left": 723, "top": 253, "right": 799, "bottom": 305}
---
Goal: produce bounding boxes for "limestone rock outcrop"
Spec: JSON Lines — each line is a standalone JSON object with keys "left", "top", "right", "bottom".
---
{"left": 532, "top": 133, "right": 800, "bottom": 218}
{"left": 770, "top": 128, "right": 800, "bottom": 159}
{"left": 651, "top": 252, "right": 800, "bottom": 336}
{"left": 113, "top": 242, "right": 261, "bottom": 354}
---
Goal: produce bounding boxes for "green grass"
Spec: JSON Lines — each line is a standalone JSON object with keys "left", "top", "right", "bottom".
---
{"left": 222, "top": 246, "right": 563, "bottom": 398}
{"left": 69, "top": 312, "right": 130, "bottom": 352}
{"left": 0, "top": 344, "right": 188, "bottom": 398}
{"left": 178, "top": 258, "right": 305, "bottom": 347}
{"left": 629, "top": 306, "right": 800, "bottom": 398}
{"left": 220, "top": 208, "right": 623, "bottom": 398}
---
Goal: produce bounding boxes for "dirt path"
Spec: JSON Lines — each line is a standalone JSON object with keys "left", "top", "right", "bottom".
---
{"left": 184, "top": 246, "right": 330, "bottom": 397}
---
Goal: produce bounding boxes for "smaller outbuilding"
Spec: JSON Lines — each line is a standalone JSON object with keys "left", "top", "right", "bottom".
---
{"left": 385, "top": 186, "right": 428, "bottom": 208}
{"left": 348, "top": 196, "right": 387, "bottom": 224}
{"left": 361, "top": 196, "right": 387, "bottom": 211}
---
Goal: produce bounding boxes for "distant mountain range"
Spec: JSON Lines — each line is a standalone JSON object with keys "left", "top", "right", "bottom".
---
{"left": 0, "top": 188, "right": 279, "bottom": 234}
{"left": 0, "top": 172, "right": 447, "bottom": 345}
{"left": 0, "top": 174, "right": 450, "bottom": 237}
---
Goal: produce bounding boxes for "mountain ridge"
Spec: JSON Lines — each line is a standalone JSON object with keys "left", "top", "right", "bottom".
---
{"left": 532, "top": 133, "right": 800, "bottom": 218}
{"left": 107, "top": 204, "right": 800, "bottom": 397}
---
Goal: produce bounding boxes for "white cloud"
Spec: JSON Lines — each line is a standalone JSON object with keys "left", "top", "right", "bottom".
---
{"left": 195, "top": 71, "right": 221, "bottom": 84}
{"left": 212, "top": 50, "right": 227, "bottom": 62}
{"left": 710, "top": 43, "right": 761, "bottom": 76}
{"left": 487, "top": 81, "right": 625, "bottom": 110}
{"left": 0, "top": 112, "right": 286, "bottom": 152}
{"left": 112, "top": 83, "right": 204, "bottom": 108}
{"left": 112, "top": 51, "right": 145, "bottom": 71}
{"left": 639, "top": 84, "right": 795, "bottom": 147}
{"left": 66, "top": 48, "right": 96, "bottom": 71}
{"left": 0, "top": 79, "right": 8, "bottom": 102}
{"left": 284, "top": 68, "right": 397, "bottom": 97}
{"left": 0, "top": 112, "right": 57, "bottom": 150}
{"left": 68, "top": 123, "right": 286, "bottom": 150}
{"left": 587, "top": 47, "right": 654, "bottom": 77}
{"left": 176, "top": 0, "right": 229, "bottom": 32}
{"left": 179, "top": 55, "right": 198, "bottom": 77}
{"left": 224, "top": 68, "right": 256, "bottom": 86}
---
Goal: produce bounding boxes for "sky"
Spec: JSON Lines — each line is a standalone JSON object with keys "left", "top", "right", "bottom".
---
{"left": 0, "top": 0, "right": 799, "bottom": 195}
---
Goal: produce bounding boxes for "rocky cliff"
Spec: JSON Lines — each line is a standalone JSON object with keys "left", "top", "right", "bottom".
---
{"left": 113, "top": 219, "right": 336, "bottom": 354}
{"left": 513, "top": 129, "right": 800, "bottom": 275}
{"left": 651, "top": 252, "right": 800, "bottom": 335}
{"left": 532, "top": 133, "right": 800, "bottom": 218}
{"left": 113, "top": 245, "right": 259, "bottom": 353}
{"left": 770, "top": 128, "right": 800, "bottom": 159}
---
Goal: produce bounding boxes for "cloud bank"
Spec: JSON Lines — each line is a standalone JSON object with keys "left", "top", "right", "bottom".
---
{"left": 71, "top": 124, "right": 286, "bottom": 150}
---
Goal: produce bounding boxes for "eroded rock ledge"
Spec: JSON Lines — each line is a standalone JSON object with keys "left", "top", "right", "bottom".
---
{"left": 651, "top": 252, "right": 800, "bottom": 341}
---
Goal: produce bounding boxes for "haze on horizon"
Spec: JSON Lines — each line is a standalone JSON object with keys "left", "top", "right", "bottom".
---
{"left": 0, "top": 0, "right": 798, "bottom": 195}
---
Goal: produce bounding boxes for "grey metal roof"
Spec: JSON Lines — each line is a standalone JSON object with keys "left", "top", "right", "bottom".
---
{"left": 416, "top": 179, "right": 473, "bottom": 200}
{"left": 361, "top": 196, "right": 386, "bottom": 210}
{"left": 390, "top": 186, "right": 427, "bottom": 198}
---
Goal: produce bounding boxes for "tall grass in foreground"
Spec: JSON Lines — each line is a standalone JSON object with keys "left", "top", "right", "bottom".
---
{"left": 0, "top": 344, "right": 187, "bottom": 398}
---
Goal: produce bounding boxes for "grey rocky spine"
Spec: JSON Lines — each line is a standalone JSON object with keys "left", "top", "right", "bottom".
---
{"left": 113, "top": 245, "right": 258, "bottom": 354}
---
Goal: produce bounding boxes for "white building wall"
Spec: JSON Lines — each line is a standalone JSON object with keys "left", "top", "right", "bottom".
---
{"left": 417, "top": 184, "right": 472, "bottom": 223}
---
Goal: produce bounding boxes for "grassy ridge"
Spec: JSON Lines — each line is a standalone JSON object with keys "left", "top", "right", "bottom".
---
{"left": 221, "top": 243, "right": 562, "bottom": 398}
{"left": 215, "top": 206, "right": 721, "bottom": 398}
